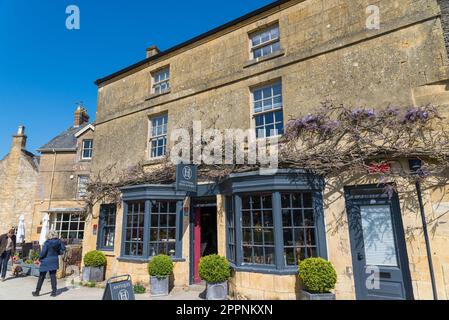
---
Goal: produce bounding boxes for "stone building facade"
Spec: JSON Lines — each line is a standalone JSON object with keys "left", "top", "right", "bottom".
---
{"left": 30, "top": 107, "right": 94, "bottom": 244}
{"left": 83, "top": 0, "right": 449, "bottom": 300}
{"left": 0, "top": 127, "right": 39, "bottom": 240}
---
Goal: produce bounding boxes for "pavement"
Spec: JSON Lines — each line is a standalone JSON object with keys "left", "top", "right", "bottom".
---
{"left": 0, "top": 272, "right": 205, "bottom": 300}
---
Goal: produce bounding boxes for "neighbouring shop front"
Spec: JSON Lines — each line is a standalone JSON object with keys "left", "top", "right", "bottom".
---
{"left": 82, "top": 169, "right": 422, "bottom": 300}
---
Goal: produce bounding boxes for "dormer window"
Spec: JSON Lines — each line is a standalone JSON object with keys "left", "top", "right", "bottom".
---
{"left": 250, "top": 24, "right": 280, "bottom": 59}
{"left": 81, "top": 139, "right": 93, "bottom": 160}
{"left": 152, "top": 67, "right": 170, "bottom": 94}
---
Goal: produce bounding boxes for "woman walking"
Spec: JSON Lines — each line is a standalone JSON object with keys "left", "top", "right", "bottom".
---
{"left": 32, "top": 230, "right": 65, "bottom": 297}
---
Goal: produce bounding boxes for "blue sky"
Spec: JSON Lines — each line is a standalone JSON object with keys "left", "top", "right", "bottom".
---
{"left": 0, "top": 0, "right": 274, "bottom": 158}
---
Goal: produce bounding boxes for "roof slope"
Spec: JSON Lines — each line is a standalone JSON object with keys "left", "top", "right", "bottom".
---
{"left": 95, "top": 0, "right": 292, "bottom": 86}
{"left": 38, "top": 123, "right": 90, "bottom": 152}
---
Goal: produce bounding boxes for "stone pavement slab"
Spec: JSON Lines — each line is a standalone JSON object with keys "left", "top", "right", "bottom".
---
{"left": 0, "top": 273, "right": 204, "bottom": 300}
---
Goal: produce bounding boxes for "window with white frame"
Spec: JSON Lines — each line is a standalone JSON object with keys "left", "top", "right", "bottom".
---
{"left": 77, "top": 175, "right": 89, "bottom": 198}
{"left": 252, "top": 81, "right": 284, "bottom": 138}
{"left": 149, "top": 114, "right": 168, "bottom": 158}
{"left": 81, "top": 139, "right": 93, "bottom": 159}
{"left": 52, "top": 213, "right": 85, "bottom": 240}
{"left": 250, "top": 24, "right": 281, "bottom": 59}
{"left": 152, "top": 67, "right": 170, "bottom": 94}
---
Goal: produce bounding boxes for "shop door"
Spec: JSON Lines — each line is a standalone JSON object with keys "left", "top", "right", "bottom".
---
{"left": 193, "top": 205, "right": 218, "bottom": 284}
{"left": 345, "top": 186, "right": 413, "bottom": 300}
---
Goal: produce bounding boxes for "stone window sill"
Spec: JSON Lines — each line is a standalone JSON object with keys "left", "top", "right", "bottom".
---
{"left": 230, "top": 263, "right": 298, "bottom": 275}
{"left": 117, "top": 256, "right": 185, "bottom": 263}
{"left": 146, "top": 89, "right": 171, "bottom": 101}
{"left": 243, "top": 49, "right": 285, "bottom": 68}
{"left": 142, "top": 157, "right": 167, "bottom": 166}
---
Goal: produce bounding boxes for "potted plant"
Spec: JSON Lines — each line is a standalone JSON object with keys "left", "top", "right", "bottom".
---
{"left": 199, "top": 254, "right": 231, "bottom": 300}
{"left": 7, "top": 252, "right": 22, "bottom": 271}
{"left": 22, "top": 259, "right": 34, "bottom": 276}
{"left": 298, "top": 257, "right": 337, "bottom": 300}
{"left": 147, "top": 254, "right": 173, "bottom": 296}
{"left": 28, "top": 250, "right": 41, "bottom": 277}
{"left": 82, "top": 250, "right": 107, "bottom": 282}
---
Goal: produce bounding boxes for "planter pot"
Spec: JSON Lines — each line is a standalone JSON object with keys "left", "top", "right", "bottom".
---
{"left": 21, "top": 264, "right": 33, "bottom": 276}
{"left": 7, "top": 260, "right": 12, "bottom": 271}
{"left": 206, "top": 281, "right": 228, "bottom": 300}
{"left": 300, "top": 290, "right": 336, "bottom": 300}
{"left": 150, "top": 276, "right": 169, "bottom": 296}
{"left": 82, "top": 266, "right": 105, "bottom": 283}
{"left": 30, "top": 266, "right": 41, "bottom": 277}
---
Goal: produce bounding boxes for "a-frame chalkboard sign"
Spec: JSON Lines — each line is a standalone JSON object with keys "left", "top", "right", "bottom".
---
{"left": 102, "top": 275, "right": 136, "bottom": 300}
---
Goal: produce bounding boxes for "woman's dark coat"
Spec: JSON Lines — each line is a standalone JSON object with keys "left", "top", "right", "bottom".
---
{"left": 39, "top": 239, "right": 65, "bottom": 272}
{"left": 0, "top": 234, "right": 16, "bottom": 255}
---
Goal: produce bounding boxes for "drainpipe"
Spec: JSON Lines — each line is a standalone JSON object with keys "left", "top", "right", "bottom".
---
{"left": 45, "top": 149, "right": 57, "bottom": 234}
{"left": 409, "top": 159, "right": 438, "bottom": 300}
{"left": 48, "top": 149, "right": 57, "bottom": 210}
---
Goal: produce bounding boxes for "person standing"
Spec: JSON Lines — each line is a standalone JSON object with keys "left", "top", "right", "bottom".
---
{"left": 0, "top": 228, "right": 17, "bottom": 282}
{"left": 32, "top": 230, "right": 65, "bottom": 297}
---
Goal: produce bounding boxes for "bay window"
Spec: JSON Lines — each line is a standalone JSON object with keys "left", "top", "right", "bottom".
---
{"left": 120, "top": 185, "right": 184, "bottom": 261}
{"left": 224, "top": 171, "right": 326, "bottom": 273}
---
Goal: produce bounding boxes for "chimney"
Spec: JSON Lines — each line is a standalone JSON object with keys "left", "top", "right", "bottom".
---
{"left": 146, "top": 45, "right": 160, "bottom": 58}
{"left": 12, "top": 126, "right": 27, "bottom": 151}
{"left": 74, "top": 106, "right": 89, "bottom": 128}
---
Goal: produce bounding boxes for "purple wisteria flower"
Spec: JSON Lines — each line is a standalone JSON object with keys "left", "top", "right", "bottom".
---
{"left": 349, "top": 107, "right": 376, "bottom": 121}
{"left": 402, "top": 107, "right": 431, "bottom": 124}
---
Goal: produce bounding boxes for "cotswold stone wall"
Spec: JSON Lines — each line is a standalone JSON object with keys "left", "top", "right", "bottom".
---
{"left": 439, "top": 0, "right": 449, "bottom": 58}
{"left": 87, "top": 0, "right": 449, "bottom": 299}
{"left": 0, "top": 148, "right": 38, "bottom": 240}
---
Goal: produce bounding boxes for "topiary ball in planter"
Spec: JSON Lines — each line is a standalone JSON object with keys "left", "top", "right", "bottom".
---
{"left": 298, "top": 257, "right": 337, "bottom": 300}
{"left": 83, "top": 250, "right": 107, "bottom": 283}
{"left": 148, "top": 255, "right": 174, "bottom": 297}
{"left": 199, "top": 255, "right": 231, "bottom": 300}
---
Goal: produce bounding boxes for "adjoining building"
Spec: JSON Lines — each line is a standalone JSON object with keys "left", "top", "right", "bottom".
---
{"left": 83, "top": 0, "right": 449, "bottom": 300}
{"left": 31, "top": 106, "right": 94, "bottom": 245}
{"left": 0, "top": 126, "right": 39, "bottom": 241}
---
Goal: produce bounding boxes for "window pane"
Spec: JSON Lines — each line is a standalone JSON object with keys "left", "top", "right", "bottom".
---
{"left": 285, "top": 248, "right": 295, "bottom": 266}
{"left": 282, "top": 209, "right": 292, "bottom": 227}
{"left": 264, "top": 229, "right": 274, "bottom": 245}
{"left": 283, "top": 229, "right": 293, "bottom": 246}
{"left": 242, "top": 229, "right": 252, "bottom": 245}
{"left": 360, "top": 205, "right": 398, "bottom": 266}
{"left": 263, "top": 211, "right": 273, "bottom": 227}
{"left": 264, "top": 247, "right": 275, "bottom": 265}
{"left": 253, "top": 230, "right": 263, "bottom": 245}
{"left": 253, "top": 211, "right": 262, "bottom": 227}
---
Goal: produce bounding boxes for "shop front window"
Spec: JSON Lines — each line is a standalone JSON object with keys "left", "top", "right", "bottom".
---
{"left": 225, "top": 197, "right": 236, "bottom": 263}
{"left": 224, "top": 172, "right": 326, "bottom": 273}
{"left": 121, "top": 195, "right": 183, "bottom": 260}
{"left": 98, "top": 204, "right": 116, "bottom": 251}
{"left": 52, "top": 213, "right": 85, "bottom": 241}
{"left": 241, "top": 194, "right": 275, "bottom": 265}
{"left": 149, "top": 200, "right": 177, "bottom": 257}
{"left": 281, "top": 192, "right": 318, "bottom": 266}
{"left": 124, "top": 201, "right": 145, "bottom": 256}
